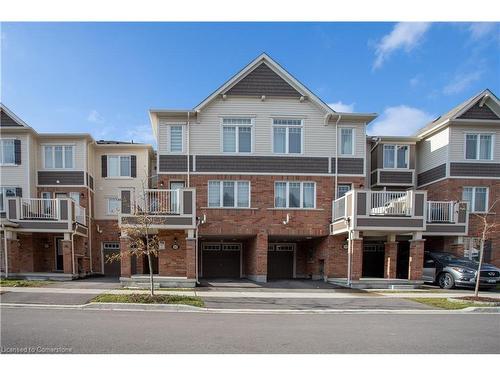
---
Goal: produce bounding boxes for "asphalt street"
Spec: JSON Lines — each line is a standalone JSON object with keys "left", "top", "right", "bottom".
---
{"left": 1, "top": 306, "right": 499, "bottom": 353}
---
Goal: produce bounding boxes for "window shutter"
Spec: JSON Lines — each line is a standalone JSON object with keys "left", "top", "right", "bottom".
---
{"left": 121, "top": 190, "right": 131, "bottom": 214}
{"left": 101, "top": 155, "right": 107, "bottom": 177}
{"left": 15, "top": 187, "right": 22, "bottom": 197}
{"left": 14, "top": 139, "right": 21, "bottom": 165}
{"left": 130, "top": 155, "right": 137, "bottom": 178}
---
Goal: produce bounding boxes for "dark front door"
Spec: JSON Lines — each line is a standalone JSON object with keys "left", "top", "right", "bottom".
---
{"left": 268, "top": 249, "right": 294, "bottom": 279}
{"left": 202, "top": 250, "right": 241, "bottom": 278}
{"left": 143, "top": 254, "right": 158, "bottom": 274}
{"left": 55, "top": 237, "right": 64, "bottom": 271}
{"left": 396, "top": 241, "right": 410, "bottom": 279}
{"left": 362, "top": 241, "right": 385, "bottom": 278}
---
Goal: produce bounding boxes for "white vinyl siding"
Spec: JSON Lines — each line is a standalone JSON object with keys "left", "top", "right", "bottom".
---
{"left": 207, "top": 180, "right": 250, "bottom": 208}
{"left": 158, "top": 123, "right": 186, "bottom": 154}
{"left": 0, "top": 139, "right": 15, "bottom": 165}
{"left": 164, "top": 97, "right": 366, "bottom": 158}
{"left": 449, "top": 125, "right": 500, "bottom": 163}
{"left": 462, "top": 187, "right": 488, "bottom": 213}
{"left": 43, "top": 145, "right": 74, "bottom": 169}
{"left": 417, "top": 127, "right": 449, "bottom": 175}
{"left": 274, "top": 181, "right": 316, "bottom": 209}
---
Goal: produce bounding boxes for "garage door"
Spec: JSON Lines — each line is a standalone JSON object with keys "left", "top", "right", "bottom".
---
{"left": 102, "top": 242, "right": 121, "bottom": 277}
{"left": 202, "top": 243, "right": 241, "bottom": 278}
{"left": 268, "top": 244, "right": 294, "bottom": 279}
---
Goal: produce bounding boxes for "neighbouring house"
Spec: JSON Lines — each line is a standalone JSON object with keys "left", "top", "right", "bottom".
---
{"left": 1, "top": 54, "right": 499, "bottom": 288}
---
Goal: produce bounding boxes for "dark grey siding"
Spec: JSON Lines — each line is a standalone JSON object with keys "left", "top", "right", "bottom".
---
{"left": 331, "top": 158, "right": 364, "bottom": 175}
{"left": 195, "top": 155, "right": 329, "bottom": 174}
{"left": 226, "top": 63, "right": 301, "bottom": 97}
{"left": 183, "top": 190, "right": 193, "bottom": 215}
{"left": 121, "top": 216, "right": 193, "bottom": 227}
{"left": 0, "top": 110, "right": 23, "bottom": 127}
{"left": 357, "top": 218, "right": 424, "bottom": 228}
{"left": 158, "top": 155, "right": 193, "bottom": 173}
{"left": 417, "top": 164, "right": 446, "bottom": 186}
{"left": 458, "top": 102, "right": 499, "bottom": 120}
{"left": 414, "top": 193, "right": 424, "bottom": 217}
{"left": 450, "top": 162, "right": 500, "bottom": 177}
{"left": 425, "top": 224, "right": 467, "bottom": 233}
{"left": 357, "top": 192, "right": 366, "bottom": 215}
{"left": 379, "top": 171, "right": 413, "bottom": 185}
{"left": 38, "top": 171, "right": 85, "bottom": 185}
{"left": 17, "top": 222, "right": 69, "bottom": 230}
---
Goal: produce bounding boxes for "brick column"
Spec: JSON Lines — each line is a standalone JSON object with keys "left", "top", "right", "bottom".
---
{"left": 248, "top": 232, "right": 268, "bottom": 282}
{"left": 185, "top": 238, "right": 196, "bottom": 279}
{"left": 6, "top": 239, "right": 21, "bottom": 274}
{"left": 384, "top": 241, "right": 398, "bottom": 279}
{"left": 409, "top": 239, "right": 425, "bottom": 280}
{"left": 120, "top": 236, "right": 132, "bottom": 278}
{"left": 61, "top": 240, "right": 73, "bottom": 274}
{"left": 351, "top": 238, "right": 363, "bottom": 281}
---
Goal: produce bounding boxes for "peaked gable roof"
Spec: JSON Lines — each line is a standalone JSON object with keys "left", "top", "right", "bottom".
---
{"left": 415, "top": 89, "right": 500, "bottom": 137}
{"left": 0, "top": 104, "right": 30, "bottom": 128}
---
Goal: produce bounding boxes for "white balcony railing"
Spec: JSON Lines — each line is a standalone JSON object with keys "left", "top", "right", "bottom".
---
{"left": 332, "top": 195, "right": 347, "bottom": 221}
{"left": 370, "top": 191, "right": 411, "bottom": 216}
{"left": 137, "top": 189, "right": 181, "bottom": 215}
{"left": 20, "top": 198, "right": 59, "bottom": 220}
{"left": 75, "top": 204, "right": 86, "bottom": 225}
{"left": 427, "top": 201, "right": 455, "bottom": 223}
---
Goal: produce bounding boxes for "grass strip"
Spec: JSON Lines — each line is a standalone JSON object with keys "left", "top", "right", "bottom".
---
{"left": 91, "top": 293, "right": 204, "bottom": 307}
{"left": 408, "top": 297, "right": 480, "bottom": 310}
{"left": 0, "top": 279, "right": 53, "bottom": 287}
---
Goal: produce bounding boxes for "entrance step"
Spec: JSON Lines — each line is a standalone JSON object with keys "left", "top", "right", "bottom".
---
{"left": 328, "top": 278, "right": 423, "bottom": 289}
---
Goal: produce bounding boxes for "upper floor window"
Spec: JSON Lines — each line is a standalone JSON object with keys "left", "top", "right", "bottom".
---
{"left": 107, "top": 197, "right": 121, "bottom": 215}
{"left": 208, "top": 180, "right": 250, "bottom": 208}
{"left": 383, "top": 144, "right": 409, "bottom": 169}
{"left": 337, "top": 184, "right": 352, "bottom": 198}
{"left": 222, "top": 118, "right": 252, "bottom": 153}
{"left": 108, "top": 155, "right": 131, "bottom": 177}
{"left": 465, "top": 133, "right": 493, "bottom": 160}
{"left": 462, "top": 187, "right": 488, "bottom": 213}
{"left": 340, "top": 128, "right": 354, "bottom": 155}
{"left": 169, "top": 125, "right": 184, "bottom": 153}
{"left": 44, "top": 145, "right": 74, "bottom": 169}
{"left": 0, "top": 139, "right": 15, "bottom": 165}
{"left": 274, "top": 181, "right": 315, "bottom": 209}
{"left": 0, "top": 187, "right": 17, "bottom": 212}
{"left": 273, "top": 119, "right": 303, "bottom": 154}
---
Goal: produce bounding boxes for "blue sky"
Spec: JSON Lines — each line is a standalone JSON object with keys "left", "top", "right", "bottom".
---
{"left": 1, "top": 22, "right": 499, "bottom": 144}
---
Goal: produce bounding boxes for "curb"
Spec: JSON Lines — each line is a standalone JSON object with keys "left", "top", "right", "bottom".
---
{"left": 1, "top": 302, "right": 499, "bottom": 314}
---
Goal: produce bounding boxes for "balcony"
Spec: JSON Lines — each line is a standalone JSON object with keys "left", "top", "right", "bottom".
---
{"left": 118, "top": 188, "right": 196, "bottom": 229}
{"left": 5, "top": 197, "right": 87, "bottom": 233}
{"left": 331, "top": 190, "right": 469, "bottom": 236}
{"left": 330, "top": 189, "right": 427, "bottom": 235}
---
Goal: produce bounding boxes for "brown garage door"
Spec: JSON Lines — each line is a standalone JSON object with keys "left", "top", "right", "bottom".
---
{"left": 268, "top": 248, "right": 294, "bottom": 279}
{"left": 102, "top": 243, "right": 121, "bottom": 277}
{"left": 202, "top": 249, "right": 241, "bottom": 278}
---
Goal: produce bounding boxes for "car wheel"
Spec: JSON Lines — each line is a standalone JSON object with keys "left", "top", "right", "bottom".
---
{"left": 438, "top": 272, "right": 455, "bottom": 289}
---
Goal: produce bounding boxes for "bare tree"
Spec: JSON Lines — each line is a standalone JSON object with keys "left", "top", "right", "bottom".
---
{"left": 472, "top": 198, "right": 499, "bottom": 297}
{"left": 107, "top": 170, "right": 160, "bottom": 296}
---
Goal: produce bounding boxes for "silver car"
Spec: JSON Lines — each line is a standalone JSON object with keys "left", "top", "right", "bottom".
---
{"left": 423, "top": 251, "right": 500, "bottom": 289}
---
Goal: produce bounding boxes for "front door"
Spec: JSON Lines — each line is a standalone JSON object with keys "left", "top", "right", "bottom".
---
{"left": 362, "top": 241, "right": 385, "bottom": 278}
{"left": 396, "top": 241, "right": 410, "bottom": 279}
{"left": 55, "top": 237, "right": 64, "bottom": 271}
{"left": 170, "top": 181, "right": 185, "bottom": 213}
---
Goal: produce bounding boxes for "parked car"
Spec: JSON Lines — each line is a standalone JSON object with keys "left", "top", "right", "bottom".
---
{"left": 423, "top": 251, "right": 500, "bottom": 289}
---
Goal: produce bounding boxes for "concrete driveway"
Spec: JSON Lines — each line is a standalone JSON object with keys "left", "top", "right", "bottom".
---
{"left": 41, "top": 276, "right": 121, "bottom": 290}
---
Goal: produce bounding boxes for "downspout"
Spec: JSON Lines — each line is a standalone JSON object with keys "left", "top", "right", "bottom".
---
{"left": 186, "top": 112, "right": 190, "bottom": 188}
{"left": 334, "top": 114, "right": 342, "bottom": 199}
{"left": 71, "top": 232, "right": 76, "bottom": 275}
{"left": 2, "top": 225, "right": 8, "bottom": 278}
{"left": 87, "top": 141, "right": 93, "bottom": 273}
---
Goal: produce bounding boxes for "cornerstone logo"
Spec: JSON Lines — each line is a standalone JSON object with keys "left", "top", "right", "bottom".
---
{"left": 1, "top": 346, "right": 73, "bottom": 354}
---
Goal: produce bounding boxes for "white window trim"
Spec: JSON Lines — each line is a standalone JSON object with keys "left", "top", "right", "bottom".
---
{"left": 271, "top": 118, "right": 304, "bottom": 155}
{"left": 106, "top": 197, "right": 121, "bottom": 215}
{"left": 42, "top": 144, "right": 76, "bottom": 170}
{"left": 274, "top": 181, "right": 316, "bottom": 209}
{"left": 463, "top": 186, "right": 489, "bottom": 213}
{"left": 337, "top": 183, "right": 352, "bottom": 198}
{"left": 464, "top": 132, "right": 494, "bottom": 161}
{"left": 0, "top": 186, "right": 18, "bottom": 213}
{"left": 0, "top": 138, "right": 17, "bottom": 166}
{"left": 220, "top": 117, "right": 254, "bottom": 154}
{"left": 383, "top": 144, "right": 410, "bottom": 170}
{"left": 339, "top": 127, "right": 355, "bottom": 156}
{"left": 106, "top": 154, "right": 132, "bottom": 179}
{"left": 207, "top": 180, "right": 251, "bottom": 208}
{"left": 167, "top": 124, "right": 185, "bottom": 154}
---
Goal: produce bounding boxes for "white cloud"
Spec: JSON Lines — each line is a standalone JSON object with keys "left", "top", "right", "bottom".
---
{"left": 443, "top": 71, "right": 482, "bottom": 95}
{"left": 126, "top": 124, "right": 156, "bottom": 144}
{"left": 409, "top": 75, "right": 421, "bottom": 88}
{"left": 87, "top": 110, "right": 104, "bottom": 124}
{"left": 368, "top": 105, "right": 434, "bottom": 136}
{"left": 468, "top": 23, "right": 497, "bottom": 40}
{"left": 373, "top": 22, "right": 431, "bottom": 69}
{"left": 328, "top": 101, "right": 355, "bottom": 113}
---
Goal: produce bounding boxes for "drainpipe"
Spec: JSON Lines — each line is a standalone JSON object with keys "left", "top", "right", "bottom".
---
{"left": 195, "top": 226, "right": 199, "bottom": 284}
{"left": 334, "top": 114, "right": 342, "bottom": 199}
{"left": 187, "top": 112, "right": 190, "bottom": 188}
{"left": 346, "top": 229, "right": 352, "bottom": 287}
{"left": 2, "top": 225, "right": 8, "bottom": 278}
{"left": 71, "top": 232, "right": 76, "bottom": 275}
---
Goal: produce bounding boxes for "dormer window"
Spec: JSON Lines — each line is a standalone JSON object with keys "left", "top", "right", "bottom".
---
{"left": 465, "top": 133, "right": 493, "bottom": 160}
{"left": 383, "top": 144, "right": 409, "bottom": 169}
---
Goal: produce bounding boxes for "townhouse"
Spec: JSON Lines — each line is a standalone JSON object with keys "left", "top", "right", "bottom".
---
{"left": 1, "top": 53, "right": 499, "bottom": 288}
{"left": 0, "top": 104, "right": 152, "bottom": 280}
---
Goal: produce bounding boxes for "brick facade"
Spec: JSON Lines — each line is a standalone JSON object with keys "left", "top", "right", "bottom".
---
{"left": 384, "top": 241, "right": 398, "bottom": 279}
